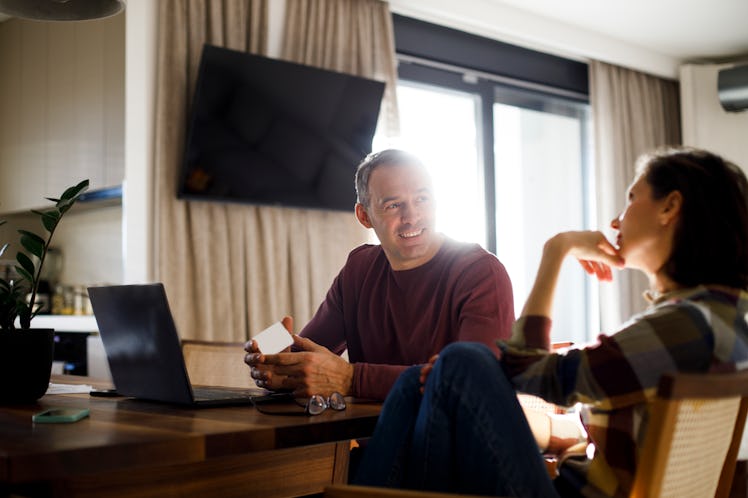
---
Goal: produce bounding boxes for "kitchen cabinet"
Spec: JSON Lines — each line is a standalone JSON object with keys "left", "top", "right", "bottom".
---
{"left": 0, "top": 15, "right": 124, "bottom": 214}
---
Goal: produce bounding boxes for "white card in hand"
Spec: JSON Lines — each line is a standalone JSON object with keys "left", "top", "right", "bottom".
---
{"left": 253, "top": 321, "right": 294, "bottom": 354}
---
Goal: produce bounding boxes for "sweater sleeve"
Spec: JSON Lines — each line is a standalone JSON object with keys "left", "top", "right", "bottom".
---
{"left": 500, "top": 303, "right": 715, "bottom": 409}
{"left": 452, "top": 254, "right": 515, "bottom": 356}
{"left": 298, "top": 271, "right": 347, "bottom": 355}
{"left": 352, "top": 251, "right": 515, "bottom": 400}
{"left": 352, "top": 363, "right": 409, "bottom": 401}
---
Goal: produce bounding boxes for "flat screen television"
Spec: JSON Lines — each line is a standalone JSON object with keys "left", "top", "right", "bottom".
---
{"left": 177, "top": 44, "right": 386, "bottom": 212}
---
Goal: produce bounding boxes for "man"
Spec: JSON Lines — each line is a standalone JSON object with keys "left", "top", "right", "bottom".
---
{"left": 244, "top": 149, "right": 514, "bottom": 401}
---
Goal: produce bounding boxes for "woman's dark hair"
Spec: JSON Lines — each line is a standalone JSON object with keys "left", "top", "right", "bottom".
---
{"left": 638, "top": 147, "right": 748, "bottom": 289}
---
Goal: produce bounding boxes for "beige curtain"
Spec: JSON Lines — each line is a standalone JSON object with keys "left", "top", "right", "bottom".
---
{"left": 590, "top": 60, "right": 681, "bottom": 332}
{"left": 154, "top": 0, "right": 270, "bottom": 342}
{"left": 154, "top": 0, "right": 397, "bottom": 342}
{"left": 282, "top": 0, "right": 399, "bottom": 137}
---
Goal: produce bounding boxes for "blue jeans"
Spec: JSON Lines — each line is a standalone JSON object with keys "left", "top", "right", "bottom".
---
{"left": 354, "top": 342, "right": 559, "bottom": 497}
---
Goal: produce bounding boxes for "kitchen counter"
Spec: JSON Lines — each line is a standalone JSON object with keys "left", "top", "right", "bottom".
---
{"left": 23, "top": 314, "right": 99, "bottom": 333}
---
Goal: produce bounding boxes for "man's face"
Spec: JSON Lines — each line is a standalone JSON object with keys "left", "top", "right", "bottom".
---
{"left": 356, "top": 163, "right": 441, "bottom": 271}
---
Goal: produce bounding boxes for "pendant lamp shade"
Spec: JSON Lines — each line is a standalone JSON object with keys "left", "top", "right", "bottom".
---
{"left": 0, "top": 0, "right": 125, "bottom": 21}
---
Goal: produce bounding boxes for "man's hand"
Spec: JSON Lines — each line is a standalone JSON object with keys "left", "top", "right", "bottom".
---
{"left": 244, "top": 317, "right": 353, "bottom": 397}
{"left": 258, "top": 335, "right": 353, "bottom": 397}
{"left": 244, "top": 316, "right": 295, "bottom": 388}
{"left": 418, "top": 354, "right": 439, "bottom": 394}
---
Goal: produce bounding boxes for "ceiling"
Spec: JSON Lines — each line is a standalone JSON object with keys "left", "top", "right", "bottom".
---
{"left": 491, "top": 0, "right": 748, "bottom": 60}
{"left": 390, "top": 0, "right": 748, "bottom": 78}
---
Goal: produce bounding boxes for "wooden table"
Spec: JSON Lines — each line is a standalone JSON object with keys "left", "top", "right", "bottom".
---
{"left": 0, "top": 381, "right": 381, "bottom": 498}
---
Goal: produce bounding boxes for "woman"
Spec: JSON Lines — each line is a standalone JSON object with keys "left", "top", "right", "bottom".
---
{"left": 353, "top": 147, "right": 748, "bottom": 497}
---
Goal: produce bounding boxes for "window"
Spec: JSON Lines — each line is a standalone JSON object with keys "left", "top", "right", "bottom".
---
{"left": 375, "top": 16, "right": 596, "bottom": 342}
{"left": 373, "top": 80, "right": 486, "bottom": 246}
{"left": 493, "top": 89, "right": 595, "bottom": 344}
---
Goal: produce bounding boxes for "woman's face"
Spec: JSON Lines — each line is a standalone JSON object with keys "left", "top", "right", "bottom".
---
{"left": 610, "top": 172, "right": 675, "bottom": 275}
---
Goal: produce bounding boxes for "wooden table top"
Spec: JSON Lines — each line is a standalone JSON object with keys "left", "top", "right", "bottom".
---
{"left": 0, "top": 380, "right": 381, "bottom": 484}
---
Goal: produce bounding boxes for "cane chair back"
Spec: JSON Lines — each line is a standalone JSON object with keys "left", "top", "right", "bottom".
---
{"left": 631, "top": 369, "right": 748, "bottom": 498}
{"left": 181, "top": 340, "right": 251, "bottom": 388}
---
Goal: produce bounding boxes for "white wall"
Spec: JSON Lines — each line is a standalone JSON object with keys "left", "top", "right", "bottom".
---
{"left": 680, "top": 63, "right": 748, "bottom": 170}
{"left": 0, "top": 205, "right": 123, "bottom": 287}
{"left": 123, "top": 0, "right": 157, "bottom": 283}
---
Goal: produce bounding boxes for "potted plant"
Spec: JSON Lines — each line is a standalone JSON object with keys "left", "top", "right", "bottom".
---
{"left": 0, "top": 180, "right": 89, "bottom": 404}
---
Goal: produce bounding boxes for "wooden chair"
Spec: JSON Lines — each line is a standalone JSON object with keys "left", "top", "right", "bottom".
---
{"left": 630, "top": 369, "right": 748, "bottom": 498}
{"left": 324, "top": 368, "right": 748, "bottom": 498}
{"left": 181, "top": 339, "right": 251, "bottom": 388}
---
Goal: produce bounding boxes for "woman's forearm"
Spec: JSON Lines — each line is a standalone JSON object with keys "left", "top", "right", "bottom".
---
{"left": 520, "top": 234, "right": 569, "bottom": 318}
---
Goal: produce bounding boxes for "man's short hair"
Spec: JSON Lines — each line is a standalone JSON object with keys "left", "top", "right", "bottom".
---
{"left": 355, "top": 149, "right": 424, "bottom": 207}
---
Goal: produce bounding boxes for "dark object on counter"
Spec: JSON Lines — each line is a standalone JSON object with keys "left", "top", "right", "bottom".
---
{"left": 0, "top": 329, "right": 54, "bottom": 404}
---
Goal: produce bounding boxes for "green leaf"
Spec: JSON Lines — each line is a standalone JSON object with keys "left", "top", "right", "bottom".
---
{"left": 16, "top": 251, "right": 35, "bottom": 277}
{"left": 57, "top": 197, "right": 75, "bottom": 213}
{"left": 60, "top": 179, "right": 89, "bottom": 201}
{"left": 55, "top": 179, "right": 89, "bottom": 213}
{"left": 15, "top": 266, "right": 33, "bottom": 283}
{"left": 32, "top": 209, "right": 60, "bottom": 232}
{"left": 17, "top": 306, "right": 31, "bottom": 330}
{"left": 18, "top": 231, "right": 45, "bottom": 258}
{"left": 0, "top": 180, "right": 89, "bottom": 331}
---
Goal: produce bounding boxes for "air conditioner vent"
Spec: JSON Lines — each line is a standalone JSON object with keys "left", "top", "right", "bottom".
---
{"left": 718, "top": 64, "right": 748, "bottom": 112}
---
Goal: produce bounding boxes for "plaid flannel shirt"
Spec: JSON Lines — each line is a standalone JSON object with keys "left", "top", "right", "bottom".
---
{"left": 500, "top": 285, "right": 748, "bottom": 497}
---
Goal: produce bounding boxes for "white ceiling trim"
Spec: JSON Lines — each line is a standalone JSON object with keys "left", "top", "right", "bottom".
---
{"left": 389, "top": 0, "right": 681, "bottom": 79}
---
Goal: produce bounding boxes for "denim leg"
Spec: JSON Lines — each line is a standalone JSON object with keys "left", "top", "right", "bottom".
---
{"left": 353, "top": 366, "right": 423, "bottom": 487}
{"left": 409, "top": 342, "right": 559, "bottom": 497}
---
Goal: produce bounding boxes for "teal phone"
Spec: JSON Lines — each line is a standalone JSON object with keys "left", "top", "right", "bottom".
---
{"left": 32, "top": 407, "right": 90, "bottom": 423}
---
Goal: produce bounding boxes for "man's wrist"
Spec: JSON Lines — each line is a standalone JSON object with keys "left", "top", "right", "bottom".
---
{"left": 341, "top": 362, "right": 355, "bottom": 396}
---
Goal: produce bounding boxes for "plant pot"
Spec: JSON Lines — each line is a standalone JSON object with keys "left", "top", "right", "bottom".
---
{"left": 0, "top": 329, "right": 55, "bottom": 404}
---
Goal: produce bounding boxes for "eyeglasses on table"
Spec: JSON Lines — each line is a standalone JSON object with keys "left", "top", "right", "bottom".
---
{"left": 250, "top": 391, "right": 347, "bottom": 416}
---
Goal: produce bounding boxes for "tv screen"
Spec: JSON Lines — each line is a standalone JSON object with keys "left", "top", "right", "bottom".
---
{"left": 177, "top": 44, "right": 385, "bottom": 212}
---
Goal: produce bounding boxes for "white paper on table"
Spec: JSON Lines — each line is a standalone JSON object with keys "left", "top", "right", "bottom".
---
{"left": 46, "top": 383, "right": 93, "bottom": 394}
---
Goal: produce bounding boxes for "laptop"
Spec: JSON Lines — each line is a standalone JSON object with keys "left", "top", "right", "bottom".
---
{"left": 88, "top": 283, "right": 264, "bottom": 406}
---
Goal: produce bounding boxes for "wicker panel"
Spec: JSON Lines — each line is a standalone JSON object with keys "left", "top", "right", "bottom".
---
{"left": 517, "top": 394, "right": 564, "bottom": 415}
{"left": 658, "top": 397, "right": 740, "bottom": 497}
{"left": 182, "top": 341, "right": 251, "bottom": 388}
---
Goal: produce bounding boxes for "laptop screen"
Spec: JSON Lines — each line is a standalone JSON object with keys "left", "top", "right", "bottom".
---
{"left": 88, "top": 283, "right": 197, "bottom": 404}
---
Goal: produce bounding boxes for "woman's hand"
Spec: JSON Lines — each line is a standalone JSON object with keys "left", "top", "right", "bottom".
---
{"left": 419, "top": 354, "right": 439, "bottom": 393}
{"left": 520, "top": 231, "right": 624, "bottom": 318}
{"left": 556, "top": 231, "right": 625, "bottom": 282}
